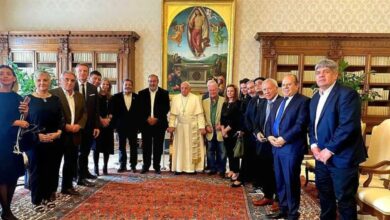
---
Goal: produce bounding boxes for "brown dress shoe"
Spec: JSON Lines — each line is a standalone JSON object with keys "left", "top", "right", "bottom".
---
{"left": 253, "top": 198, "right": 273, "bottom": 206}
{"left": 270, "top": 202, "right": 280, "bottom": 212}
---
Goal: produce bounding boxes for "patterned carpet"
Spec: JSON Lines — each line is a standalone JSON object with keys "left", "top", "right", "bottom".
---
{"left": 64, "top": 177, "right": 249, "bottom": 219}
{"left": 7, "top": 171, "right": 321, "bottom": 220}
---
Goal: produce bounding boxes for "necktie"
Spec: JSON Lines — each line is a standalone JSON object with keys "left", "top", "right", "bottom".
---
{"left": 264, "top": 100, "right": 273, "bottom": 131}
{"left": 272, "top": 97, "right": 288, "bottom": 136}
{"left": 81, "top": 83, "right": 86, "bottom": 100}
{"left": 265, "top": 101, "right": 273, "bottom": 122}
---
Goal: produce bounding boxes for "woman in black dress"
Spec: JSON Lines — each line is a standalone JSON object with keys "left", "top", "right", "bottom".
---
{"left": 0, "top": 65, "right": 32, "bottom": 220}
{"left": 27, "top": 71, "right": 64, "bottom": 211}
{"left": 220, "top": 84, "right": 241, "bottom": 181}
{"left": 93, "top": 78, "right": 114, "bottom": 175}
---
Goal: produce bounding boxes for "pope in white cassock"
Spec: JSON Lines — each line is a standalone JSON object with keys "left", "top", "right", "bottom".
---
{"left": 167, "top": 81, "right": 206, "bottom": 173}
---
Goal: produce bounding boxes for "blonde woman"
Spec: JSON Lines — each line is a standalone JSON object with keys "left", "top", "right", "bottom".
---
{"left": 27, "top": 71, "right": 64, "bottom": 210}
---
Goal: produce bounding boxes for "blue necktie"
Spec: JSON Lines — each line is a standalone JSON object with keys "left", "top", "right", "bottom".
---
{"left": 273, "top": 97, "right": 288, "bottom": 136}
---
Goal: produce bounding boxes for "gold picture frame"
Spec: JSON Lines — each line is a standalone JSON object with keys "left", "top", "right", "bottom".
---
{"left": 162, "top": 0, "right": 236, "bottom": 94}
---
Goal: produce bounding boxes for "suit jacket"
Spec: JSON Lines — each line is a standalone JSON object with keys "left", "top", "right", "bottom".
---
{"left": 266, "top": 93, "right": 310, "bottom": 155}
{"left": 111, "top": 92, "right": 140, "bottom": 134}
{"left": 50, "top": 88, "right": 87, "bottom": 146}
{"left": 138, "top": 87, "right": 170, "bottom": 132}
{"left": 244, "top": 96, "right": 263, "bottom": 134}
{"left": 309, "top": 83, "right": 367, "bottom": 168}
{"left": 202, "top": 96, "right": 225, "bottom": 141}
{"left": 254, "top": 95, "right": 282, "bottom": 155}
{"left": 75, "top": 82, "right": 99, "bottom": 131}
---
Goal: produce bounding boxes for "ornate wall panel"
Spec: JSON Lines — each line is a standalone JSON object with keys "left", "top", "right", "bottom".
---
{"left": 3, "top": 0, "right": 390, "bottom": 88}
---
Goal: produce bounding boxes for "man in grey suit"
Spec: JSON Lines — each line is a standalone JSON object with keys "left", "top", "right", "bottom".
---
{"left": 51, "top": 71, "right": 87, "bottom": 196}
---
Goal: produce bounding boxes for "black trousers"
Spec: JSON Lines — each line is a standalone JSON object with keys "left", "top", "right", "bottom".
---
{"left": 61, "top": 140, "right": 78, "bottom": 190}
{"left": 258, "top": 153, "right": 276, "bottom": 199}
{"left": 78, "top": 129, "right": 93, "bottom": 179}
{"left": 223, "top": 136, "right": 240, "bottom": 173}
{"left": 118, "top": 131, "right": 138, "bottom": 169}
{"left": 29, "top": 142, "right": 62, "bottom": 204}
{"left": 141, "top": 127, "right": 165, "bottom": 171}
{"left": 237, "top": 133, "right": 256, "bottom": 183}
{"left": 315, "top": 161, "right": 359, "bottom": 220}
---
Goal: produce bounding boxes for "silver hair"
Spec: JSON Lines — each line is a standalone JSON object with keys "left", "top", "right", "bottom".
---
{"left": 181, "top": 81, "right": 191, "bottom": 88}
{"left": 61, "top": 70, "right": 76, "bottom": 79}
{"left": 207, "top": 79, "right": 218, "bottom": 88}
{"left": 34, "top": 70, "right": 51, "bottom": 81}
{"left": 262, "top": 78, "right": 278, "bottom": 88}
{"left": 315, "top": 59, "right": 338, "bottom": 72}
{"left": 246, "top": 80, "right": 254, "bottom": 86}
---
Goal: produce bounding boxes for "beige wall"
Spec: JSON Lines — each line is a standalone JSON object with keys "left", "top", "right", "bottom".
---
{"left": 2, "top": 0, "right": 390, "bottom": 91}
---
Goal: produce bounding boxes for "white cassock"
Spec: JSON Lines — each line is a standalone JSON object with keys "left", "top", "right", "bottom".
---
{"left": 169, "top": 93, "right": 205, "bottom": 172}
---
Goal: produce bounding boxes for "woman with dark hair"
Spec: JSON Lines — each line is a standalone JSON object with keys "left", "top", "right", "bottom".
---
{"left": 27, "top": 71, "right": 64, "bottom": 211}
{"left": 93, "top": 78, "right": 114, "bottom": 175}
{"left": 220, "top": 84, "right": 241, "bottom": 181}
{"left": 0, "top": 65, "right": 34, "bottom": 220}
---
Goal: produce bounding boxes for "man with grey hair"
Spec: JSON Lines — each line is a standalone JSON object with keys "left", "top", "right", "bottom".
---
{"left": 202, "top": 80, "right": 226, "bottom": 177}
{"left": 50, "top": 71, "right": 87, "bottom": 196}
{"left": 250, "top": 78, "right": 280, "bottom": 207}
{"left": 138, "top": 74, "right": 170, "bottom": 174}
{"left": 167, "top": 81, "right": 206, "bottom": 174}
{"left": 309, "top": 59, "right": 366, "bottom": 220}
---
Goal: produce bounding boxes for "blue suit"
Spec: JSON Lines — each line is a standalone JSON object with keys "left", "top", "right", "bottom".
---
{"left": 266, "top": 93, "right": 310, "bottom": 219}
{"left": 309, "top": 83, "right": 366, "bottom": 220}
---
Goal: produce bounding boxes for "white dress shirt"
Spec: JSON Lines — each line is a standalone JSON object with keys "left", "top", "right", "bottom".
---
{"left": 62, "top": 88, "right": 75, "bottom": 125}
{"left": 124, "top": 93, "right": 132, "bottom": 110}
{"left": 311, "top": 82, "right": 336, "bottom": 149}
{"left": 150, "top": 88, "right": 158, "bottom": 117}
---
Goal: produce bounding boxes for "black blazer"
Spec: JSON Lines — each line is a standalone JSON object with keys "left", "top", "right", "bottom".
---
{"left": 111, "top": 92, "right": 140, "bottom": 134}
{"left": 75, "top": 82, "right": 99, "bottom": 131}
{"left": 254, "top": 95, "right": 282, "bottom": 155}
{"left": 138, "top": 87, "right": 170, "bottom": 132}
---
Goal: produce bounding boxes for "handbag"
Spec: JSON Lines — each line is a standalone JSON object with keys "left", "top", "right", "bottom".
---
{"left": 233, "top": 136, "right": 244, "bottom": 158}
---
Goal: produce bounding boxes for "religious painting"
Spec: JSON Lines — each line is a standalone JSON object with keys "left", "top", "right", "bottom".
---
{"left": 163, "top": 0, "right": 236, "bottom": 94}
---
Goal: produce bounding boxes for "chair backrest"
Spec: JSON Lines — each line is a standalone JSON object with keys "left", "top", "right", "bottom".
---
{"left": 365, "top": 119, "right": 390, "bottom": 179}
{"left": 361, "top": 121, "right": 366, "bottom": 137}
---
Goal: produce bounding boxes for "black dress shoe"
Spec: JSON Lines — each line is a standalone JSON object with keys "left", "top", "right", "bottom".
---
{"left": 231, "top": 181, "right": 243, "bottom": 187}
{"left": 131, "top": 168, "right": 137, "bottom": 173}
{"left": 77, "top": 179, "right": 95, "bottom": 187}
{"left": 50, "top": 192, "right": 56, "bottom": 201}
{"left": 117, "top": 167, "right": 127, "bottom": 173}
{"left": 85, "top": 172, "right": 98, "bottom": 179}
{"left": 155, "top": 169, "right": 161, "bottom": 174}
{"left": 61, "top": 188, "right": 80, "bottom": 196}
{"left": 140, "top": 169, "right": 148, "bottom": 174}
{"left": 207, "top": 170, "right": 217, "bottom": 175}
{"left": 266, "top": 211, "right": 288, "bottom": 219}
{"left": 174, "top": 171, "right": 182, "bottom": 175}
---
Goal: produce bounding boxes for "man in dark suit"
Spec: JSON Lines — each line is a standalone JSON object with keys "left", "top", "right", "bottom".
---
{"left": 51, "top": 71, "right": 87, "bottom": 196}
{"left": 265, "top": 74, "right": 310, "bottom": 219}
{"left": 74, "top": 63, "right": 100, "bottom": 186}
{"left": 111, "top": 79, "right": 140, "bottom": 173}
{"left": 309, "top": 59, "right": 367, "bottom": 220}
{"left": 138, "top": 74, "right": 170, "bottom": 174}
{"left": 251, "top": 78, "right": 281, "bottom": 207}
